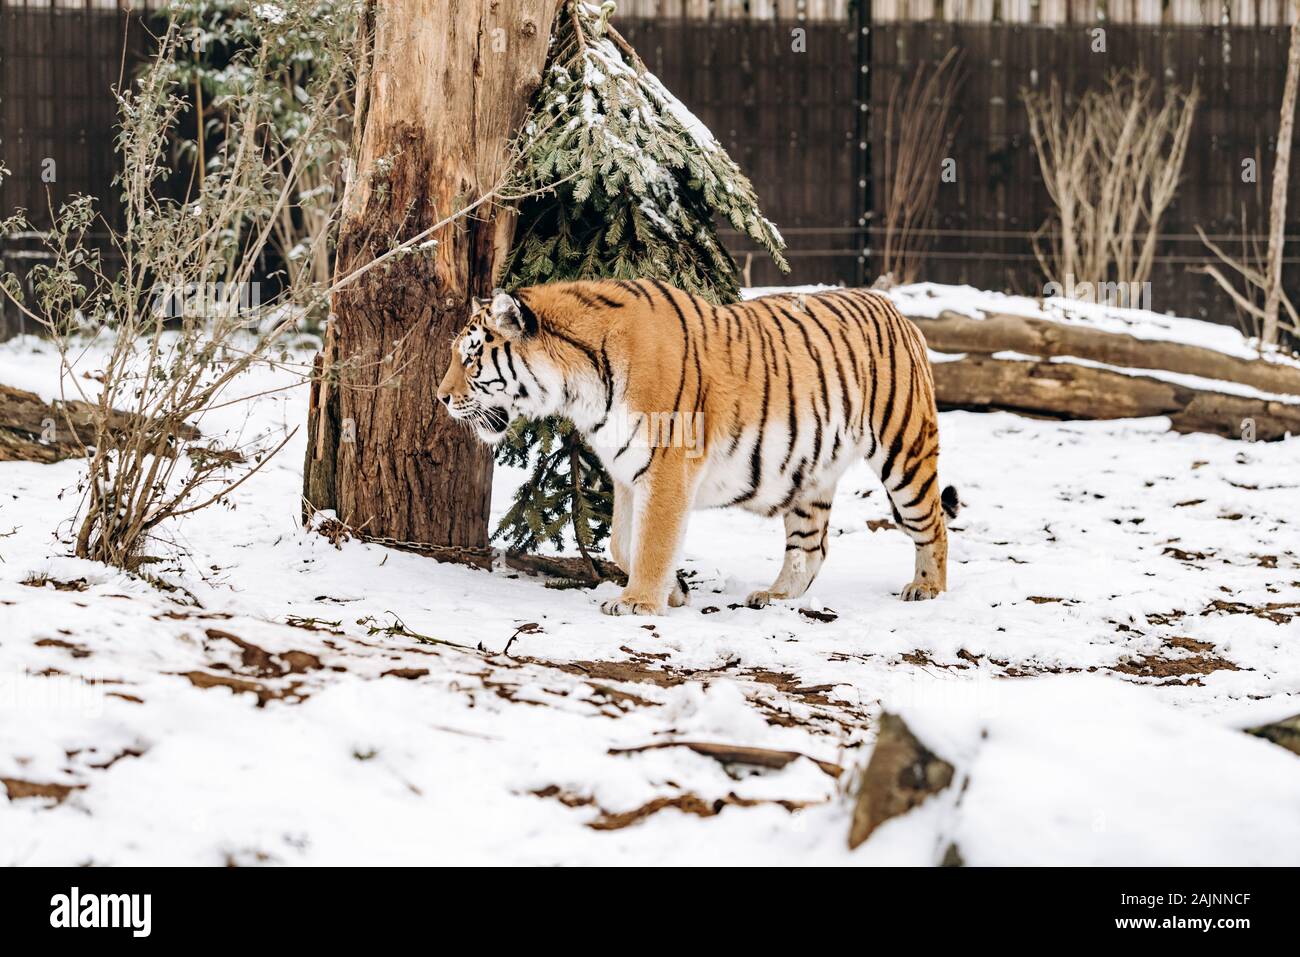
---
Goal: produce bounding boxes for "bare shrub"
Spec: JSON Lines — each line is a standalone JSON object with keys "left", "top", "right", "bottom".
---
{"left": 164, "top": 1, "right": 355, "bottom": 304}
{"left": 0, "top": 6, "right": 362, "bottom": 572}
{"left": 1194, "top": 209, "right": 1300, "bottom": 348}
{"left": 1195, "top": 9, "right": 1300, "bottom": 349}
{"left": 1024, "top": 70, "right": 1199, "bottom": 298}
{"left": 878, "top": 49, "right": 963, "bottom": 286}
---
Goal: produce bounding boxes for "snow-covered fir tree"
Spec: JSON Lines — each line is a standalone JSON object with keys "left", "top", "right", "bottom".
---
{"left": 495, "top": 0, "right": 788, "bottom": 563}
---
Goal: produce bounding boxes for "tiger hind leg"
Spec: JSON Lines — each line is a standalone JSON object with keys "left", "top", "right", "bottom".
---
{"left": 745, "top": 490, "right": 834, "bottom": 609}
{"left": 884, "top": 463, "right": 959, "bottom": 602}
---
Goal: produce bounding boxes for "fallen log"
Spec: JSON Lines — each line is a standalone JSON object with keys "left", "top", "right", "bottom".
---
{"left": 0, "top": 382, "right": 201, "bottom": 463}
{"left": 912, "top": 309, "right": 1300, "bottom": 398}
{"left": 931, "top": 355, "right": 1300, "bottom": 441}
{"left": 502, "top": 551, "right": 625, "bottom": 585}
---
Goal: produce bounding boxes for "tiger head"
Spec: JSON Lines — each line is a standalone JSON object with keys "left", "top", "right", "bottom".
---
{"left": 437, "top": 289, "right": 541, "bottom": 444}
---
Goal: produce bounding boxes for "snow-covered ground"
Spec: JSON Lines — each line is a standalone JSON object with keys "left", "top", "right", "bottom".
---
{"left": 2, "top": 287, "right": 1299, "bottom": 865}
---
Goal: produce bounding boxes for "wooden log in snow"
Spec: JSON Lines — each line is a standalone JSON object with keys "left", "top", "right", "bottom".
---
{"left": 912, "top": 309, "right": 1300, "bottom": 398}
{"left": 930, "top": 355, "right": 1300, "bottom": 441}
{"left": 0, "top": 383, "right": 201, "bottom": 463}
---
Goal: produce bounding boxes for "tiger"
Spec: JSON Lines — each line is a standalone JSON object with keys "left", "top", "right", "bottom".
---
{"left": 437, "top": 278, "right": 960, "bottom": 616}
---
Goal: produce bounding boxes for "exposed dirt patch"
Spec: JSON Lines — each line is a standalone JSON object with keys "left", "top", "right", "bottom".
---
{"left": 584, "top": 683, "right": 658, "bottom": 710}
{"left": 530, "top": 785, "right": 595, "bottom": 808}
{"left": 798, "top": 606, "right": 839, "bottom": 623}
{"left": 34, "top": 637, "right": 92, "bottom": 658}
{"left": 206, "top": 628, "right": 323, "bottom": 676}
{"left": 1202, "top": 598, "right": 1299, "bottom": 625}
{"left": 2, "top": 777, "right": 82, "bottom": 803}
{"left": 1145, "top": 610, "right": 1187, "bottom": 627}
{"left": 902, "top": 649, "right": 972, "bottom": 670}
{"left": 608, "top": 740, "right": 842, "bottom": 778}
{"left": 587, "top": 792, "right": 819, "bottom": 830}
{"left": 21, "top": 575, "right": 88, "bottom": 592}
{"left": 513, "top": 655, "right": 683, "bottom": 690}
{"left": 381, "top": 667, "right": 428, "bottom": 680}
{"left": 1109, "top": 640, "right": 1241, "bottom": 684}
{"left": 175, "top": 670, "right": 307, "bottom": 707}
{"left": 740, "top": 669, "right": 839, "bottom": 706}
{"left": 1164, "top": 546, "right": 1213, "bottom": 563}
{"left": 530, "top": 785, "right": 822, "bottom": 830}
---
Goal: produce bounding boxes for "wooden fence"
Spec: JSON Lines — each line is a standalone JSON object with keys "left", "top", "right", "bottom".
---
{"left": 3, "top": 1, "right": 1300, "bottom": 338}
{"left": 625, "top": 8, "right": 1300, "bottom": 322}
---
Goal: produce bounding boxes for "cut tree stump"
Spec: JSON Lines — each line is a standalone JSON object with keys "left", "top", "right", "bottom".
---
{"left": 929, "top": 354, "right": 1300, "bottom": 441}
{"left": 848, "top": 712, "right": 955, "bottom": 850}
{"left": 0, "top": 383, "right": 201, "bottom": 463}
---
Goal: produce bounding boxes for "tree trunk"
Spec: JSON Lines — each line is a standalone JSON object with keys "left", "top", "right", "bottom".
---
{"left": 304, "top": 0, "right": 556, "bottom": 566}
{"left": 1262, "top": 1, "right": 1300, "bottom": 346}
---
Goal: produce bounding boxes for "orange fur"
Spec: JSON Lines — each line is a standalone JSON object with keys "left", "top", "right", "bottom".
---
{"left": 438, "top": 280, "right": 958, "bottom": 615}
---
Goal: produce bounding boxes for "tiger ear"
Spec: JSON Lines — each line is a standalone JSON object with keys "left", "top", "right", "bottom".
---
{"left": 490, "top": 290, "right": 530, "bottom": 339}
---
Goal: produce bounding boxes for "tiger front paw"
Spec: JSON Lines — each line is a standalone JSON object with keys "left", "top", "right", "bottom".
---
{"left": 900, "top": 580, "right": 941, "bottom": 602}
{"left": 601, "top": 592, "right": 665, "bottom": 616}
{"left": 744, "top": 589, "right": 786, "bottom": 609}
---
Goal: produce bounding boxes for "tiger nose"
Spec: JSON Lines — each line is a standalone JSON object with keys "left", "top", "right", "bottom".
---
{"left": 438, "top": 393, "right": 451, "bottom": 406}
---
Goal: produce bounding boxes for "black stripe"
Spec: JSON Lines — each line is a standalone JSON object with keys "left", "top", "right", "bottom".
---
{"left": 727, "top": 314, "right": 773, "bottom": 506}
{"left": 547, "top": 328, "right": 609, "bottom": 401}
{"left": 779, "top": 352, "right": 799, "bottom": 473}
{"left": 650, "top": 279, "right": 692, "bottom": 419}
{"left": 900, "top": 471, "right": 937, "bottom": 511}
{"left": 515, "top": 294, "right": 540, "bottom": 336}
{"left": 617, "top": 279, "right": 654, "bottom": 304}
{"left": 802, "top": 304, "right": 854, "bottom": 428}
{"left": 776, "top": 457, "right": 808, "bottom": 511}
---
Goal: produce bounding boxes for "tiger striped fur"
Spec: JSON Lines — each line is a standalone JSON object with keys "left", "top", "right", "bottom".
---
{"left": 437, "top": 279, "right": 960, "bottom": 616}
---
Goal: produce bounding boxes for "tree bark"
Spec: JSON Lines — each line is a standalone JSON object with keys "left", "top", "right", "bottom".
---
{"left": 1262, "top": 0, "right": 1300, "bottom": 346}
{"left": 304, "top": 0, "right": 556, "bottom": 565}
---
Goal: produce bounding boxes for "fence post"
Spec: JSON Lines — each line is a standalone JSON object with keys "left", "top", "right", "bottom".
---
{"left": 855, "top": 0, "right": 873, "bottom": 286}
